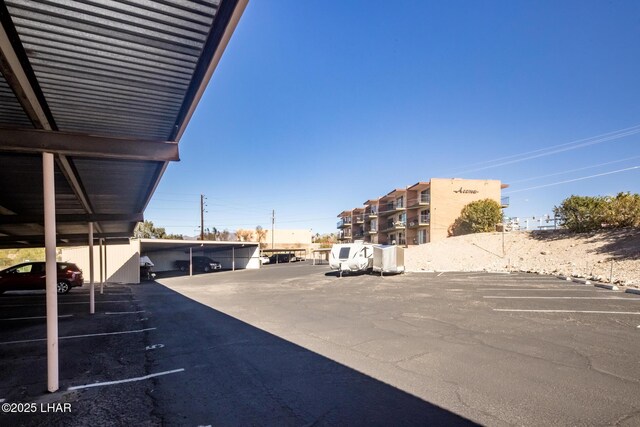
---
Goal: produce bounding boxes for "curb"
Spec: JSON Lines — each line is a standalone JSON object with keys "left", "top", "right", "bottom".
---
{"left": 595, "top": 283, "right": 619, "bottom": 291}
{"left": 625, "top": 288, "right": 640, "bottom": 296}
{"left": 572, "top": 278, "right": 591, "bottom": 285}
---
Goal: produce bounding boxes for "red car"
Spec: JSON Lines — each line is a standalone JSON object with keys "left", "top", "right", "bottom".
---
{"left": 0, "top": 262, "right": 84, "bottom": 294}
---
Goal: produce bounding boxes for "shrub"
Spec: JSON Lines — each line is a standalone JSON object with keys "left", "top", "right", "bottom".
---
{"left": 554, "top": 192, "right": 640, "bottom": 232}
{"left": 553, "top": 195, "right": 607, "bottom": 232}
{"left": 604, "top": 192, "right": 640, "bottom": 228}
{"left": 449, "top": 199, "right": 503, "bottom": 236}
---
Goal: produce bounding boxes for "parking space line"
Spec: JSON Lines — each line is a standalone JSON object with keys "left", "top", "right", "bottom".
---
{"left": 0, "top": 327, "right": 156, "bottom": 345}
{"left": 0, "top": 300, "right": 138, "bottom": 307}
{"left": 480, "top": 288, "right": 600, "bottom": 291}
{"left": 494, "top": 309, "right": 640, "bottom": 315}
{"left": 484, "top": 296, "right": 636, "bottom": 300}
{"left": 104, "top": 311, "right": 145, "bottom": 315}
{"left": 0, "top": 314, "right": 74, "bottom": 321}
{"left": 67, "top": 368, "right": 184, "bottom": 391}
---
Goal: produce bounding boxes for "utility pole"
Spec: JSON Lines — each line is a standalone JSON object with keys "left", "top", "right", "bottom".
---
{"left": 200, "top": 194, "right": 205, "bottom": 240}
{"left": 271, "top": 209, "right": 275, "bottom": 249}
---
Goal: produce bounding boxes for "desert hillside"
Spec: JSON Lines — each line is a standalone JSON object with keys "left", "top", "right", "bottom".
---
{"left": 405, "top": 228, "right": 640, "bottom": 286}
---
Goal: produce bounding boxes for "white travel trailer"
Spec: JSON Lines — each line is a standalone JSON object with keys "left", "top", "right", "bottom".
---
{"left": 329, "top": 241, "right": 374, "bottom": 275}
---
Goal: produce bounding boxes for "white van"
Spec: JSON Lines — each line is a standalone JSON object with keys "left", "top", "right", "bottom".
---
{"left": 329, "top": 241, "right": 374, "bottom": 274}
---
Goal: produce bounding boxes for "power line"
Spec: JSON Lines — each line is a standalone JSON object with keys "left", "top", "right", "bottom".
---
{"left": 445, "top": 124, "right": 640, "bottom": 176}
{"left": 507, "top": 155, "right": 640, "bottom": 185}
{"left": 504, "top": 166, "right": 640, "bottom": 194}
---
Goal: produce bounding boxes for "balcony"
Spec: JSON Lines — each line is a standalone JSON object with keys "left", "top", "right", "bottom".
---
{"left": 337, "top": 217, "right": 352, "bottom": 228}
{"left": 379, "top": 202, "right": 405, "bottom": 215}
{"left": 367, "top": 228, "right": 378, "bottom": 234}
{"left": 381, "top": 220, "right": 406, "bottom": 232}
{"left": 501, "top": 196, "right": 510, "bottom": 208}
{"left": 337, "top": 232, "right": 352, "bottom": 241}
{"left": 364, "top": 208, "right": 378, "bottom": 218}
{"left": 354, "top": 215, "right": 365, "bottom": 224}
{"left": 408, "top": 193, "right": 431, "bottom": 209}
{"left": 407, "top": 214, "right": 430, "bottom": 227}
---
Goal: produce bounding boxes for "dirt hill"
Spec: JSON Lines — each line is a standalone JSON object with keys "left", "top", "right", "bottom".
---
{"left": 405, "top": 228, "right": 640, "bottom": 286}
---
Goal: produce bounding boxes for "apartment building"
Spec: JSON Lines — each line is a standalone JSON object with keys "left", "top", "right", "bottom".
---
{"left": 338, "top": 178, "right": 508, "bottom": 245}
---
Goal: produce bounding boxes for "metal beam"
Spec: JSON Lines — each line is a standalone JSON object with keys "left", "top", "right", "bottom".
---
{"left": 0, "top": 3, "right": 55, "bottom": 129}
{"left": 0, "top": 232, "right": 132, "bottom": 245}
{"left": 171, "top": 0, "right": 247, "bottom": 142}
{"left": 0, "top": 128, "right": 180, "bottom": 161}
{"left": 0, "top": 212, "right": 143, "bottom": 225}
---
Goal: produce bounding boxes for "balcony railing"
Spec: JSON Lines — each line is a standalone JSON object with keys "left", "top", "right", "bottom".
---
{"left": 381, "top": 220, "right": 406, "bottom": 232}
{"left": 379, "top": 202, "right": 405, "bottom": 214}
{"left": 337, "top": 217, "right": 352, "bottom": 228}
{"left": 365, "top": 207, "right": 378, "bottom": 217}
{"left": 354, "top": 215, "right": 364, "bottom": 223}
{"left": 408, "top": 214, "right": 430, "bottom": 227}
{"left": 501, "top": 196, "right": 510, "bottom": 207}
{"left": 408, "top": 193, "right": 430, "bottom": 208}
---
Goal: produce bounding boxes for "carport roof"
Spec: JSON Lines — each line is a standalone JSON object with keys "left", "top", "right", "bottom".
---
{"left": 0, "top": 0, "right": 247, "bottom": 249}
{"left": 140, "top": 238, "right": 258, "bottom": 253}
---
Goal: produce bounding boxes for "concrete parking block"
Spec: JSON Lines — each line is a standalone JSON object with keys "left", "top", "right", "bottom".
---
{"left": 595, "top": 283, "right": 620, "bottom": 291}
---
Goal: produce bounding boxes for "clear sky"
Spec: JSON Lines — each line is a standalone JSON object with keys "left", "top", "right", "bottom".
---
{"left": 146, "top": 0, "right": 640, "bottom": 236}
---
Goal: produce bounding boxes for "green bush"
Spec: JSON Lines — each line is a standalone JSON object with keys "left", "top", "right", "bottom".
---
{"left": 449, "top": 199, "right": 503, "bottom": 236}
{"left": 606, "top": 192, "right": 640, "bottom": 228}
{"left": 553, "top": 192, "right": 640, "bottom": 232}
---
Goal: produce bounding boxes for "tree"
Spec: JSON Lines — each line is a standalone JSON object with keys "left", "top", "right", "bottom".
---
{"left": 219, "top": 229, "right": 231, "bottom": 241}
{"left": 255, "top": 226, "right": 267, "bottom": 248}
{"left": 450, "top": 199, "right": 503, "bottom": 236}
{"left": 235, "top": 229, "right": 254, "bottom": 242}
{"left": 133, "top": 220, "right": 166, "bottom": 238}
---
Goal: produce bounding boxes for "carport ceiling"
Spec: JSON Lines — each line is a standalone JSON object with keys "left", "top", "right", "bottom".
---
{"left": 0, "top": 0, "right": 247, "bottom": 249}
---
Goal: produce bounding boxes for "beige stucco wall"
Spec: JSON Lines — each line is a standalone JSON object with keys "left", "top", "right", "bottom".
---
{"left": 60, "top": 241, "right": 140, "bottom": 284}
{"left": 263, "top": 229, "right": 312, "bottom": 248}
{"left": 429, "top": 178, "right": 503, "bottom": 242}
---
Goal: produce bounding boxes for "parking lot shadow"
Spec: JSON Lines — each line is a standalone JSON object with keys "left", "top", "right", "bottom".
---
{"left": 138, "top": 282, "right": 479, "bottom": 426}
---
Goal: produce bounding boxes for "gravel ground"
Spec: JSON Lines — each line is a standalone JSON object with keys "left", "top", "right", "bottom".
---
{"left": 405, "top": 228, "right": 640, "bottom": 286}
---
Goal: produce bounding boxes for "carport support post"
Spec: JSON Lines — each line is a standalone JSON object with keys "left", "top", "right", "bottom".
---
{"left": 99, "top": 238, "right": 103, "bottom": 290}
{"left": 88, "top": 222, "right": 95, "bottom": 314}
{"left": 189, "top": 247, "right": 192, "bottom": 276}
{"left": 232, "top": 246, "right": 235, "bottom": 271}
{"left": 43, "top": 152, "right": 59, "bottom": 392}
{"left": 101, "top": 242, "right": 107, "bottom": 294}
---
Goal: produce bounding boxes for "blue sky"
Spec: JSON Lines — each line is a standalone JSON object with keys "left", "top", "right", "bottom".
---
{"left": 146, "top": 0, "right": 640, "bottom": 236}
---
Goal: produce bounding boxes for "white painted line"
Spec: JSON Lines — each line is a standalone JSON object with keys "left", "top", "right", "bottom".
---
{"left": 145, "top": 344, "right": 164, "bottom": 350}
{"left": 104, "top": 311, "right": 145, "bottom": 315}
{"left": 67, "top": 368, "right": 184, "bottom": 391}
{"left": 494, "top": 309, "right": 640, "bottom": 315}
{"left": 484, "top": 296, "right": 636, "bottom": 300}
{"left": 1, "top": 300, "right": 138, "bottom": 307}
{"left": 0, "top": 328, "right": 156, "bottom": 345}
{"left": 437, "top": 272, "right": 444, "bottom": 277}
{"left": 0, "top": 314, "right": 74, "bottom": 321}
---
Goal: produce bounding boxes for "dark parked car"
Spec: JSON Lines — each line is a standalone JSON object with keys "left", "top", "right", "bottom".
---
{"left": 0, "top": 262, "right": 84, "bottom": 294}
{"left": 269, "top": 253, "right": 296, "bottom": 263}
{"left": 174, "top": 256, "right": 222, "bottom": 273}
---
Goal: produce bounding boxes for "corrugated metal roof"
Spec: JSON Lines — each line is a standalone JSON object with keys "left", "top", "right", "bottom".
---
{"left": 0, "top": 0, "right": 247, "bottom": 248}
{"left": 0, "top": 74, "right": 33, "bottom": 127}
{"left": 6, "top": 0, "right": 220, "bottom": 140}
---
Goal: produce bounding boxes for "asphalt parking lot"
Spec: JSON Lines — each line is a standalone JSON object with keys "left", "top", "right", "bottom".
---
{"left": 1, "top": 263, "right": 639, "bottom": 426}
